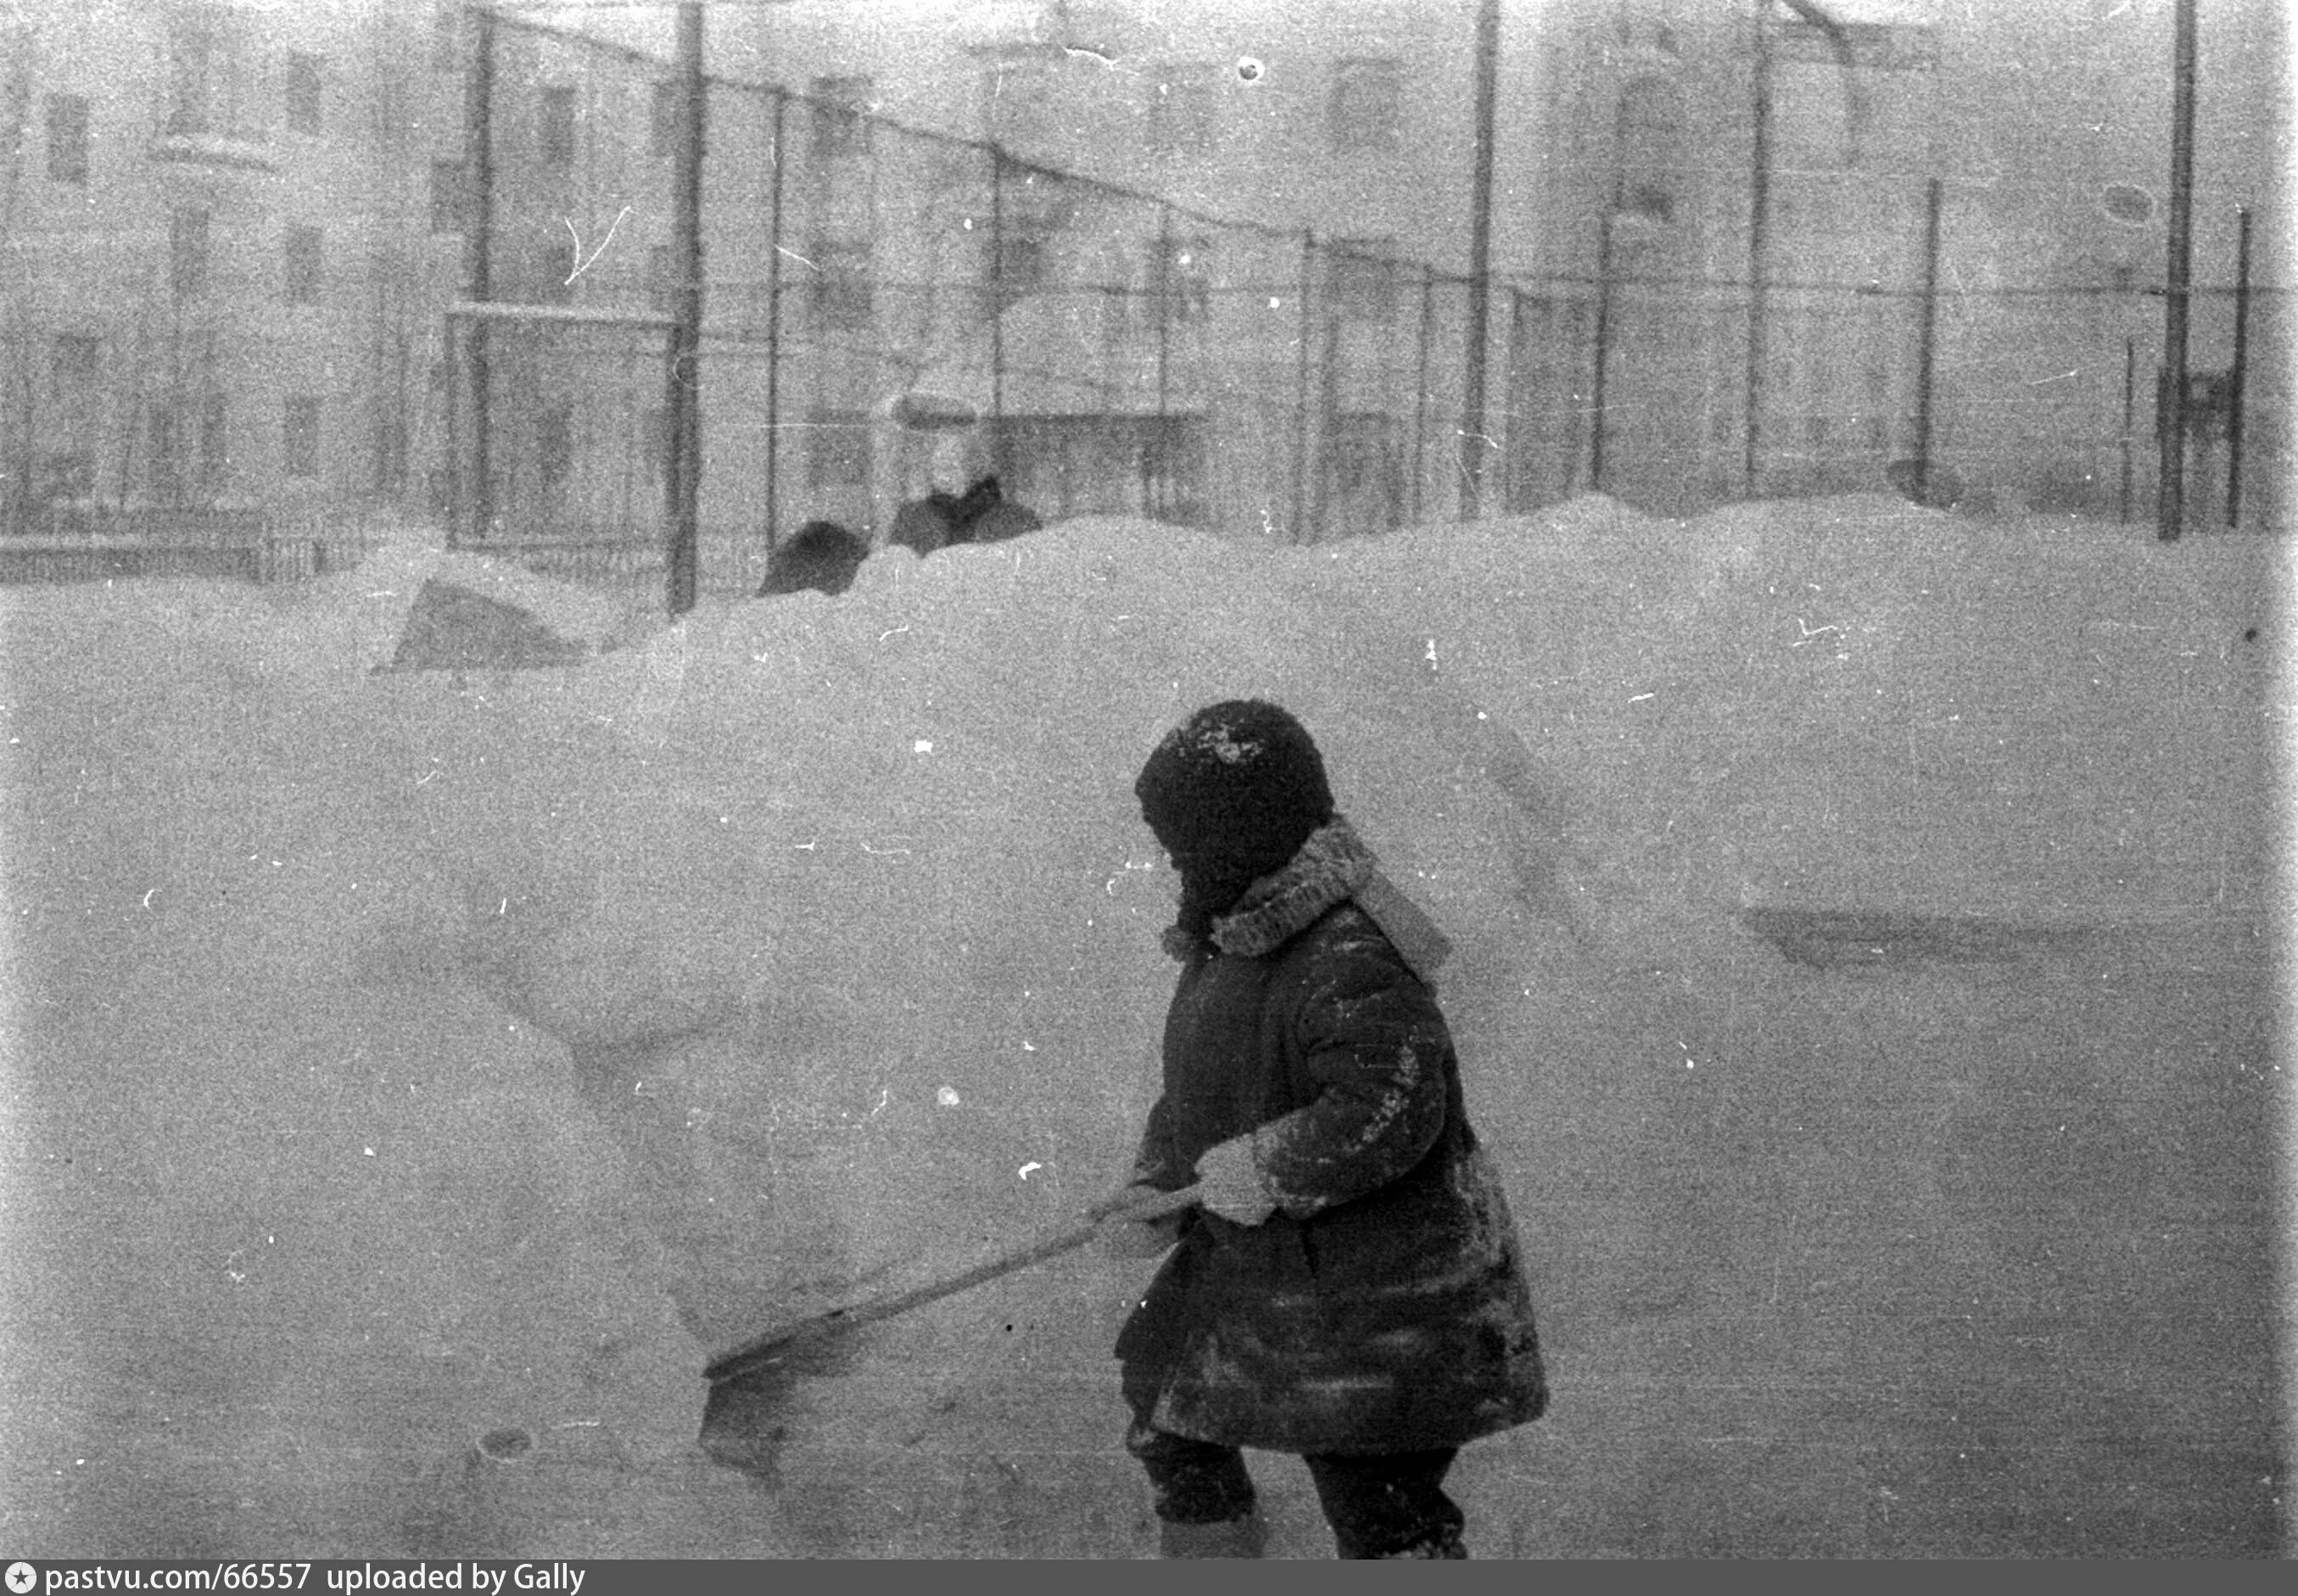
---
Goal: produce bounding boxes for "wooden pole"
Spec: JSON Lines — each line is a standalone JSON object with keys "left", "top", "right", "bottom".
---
{"left": 1913, "top": 178, "right": 1943, "bottom": 506}
{"left": 989, "top": 148, "right": 1006, "bottom": 479}
{"left": 1458, "top": 0, "right": 1501, "bottom": 517}
{"left": 1156, "top": 203, "right": 1172, "bottom": 521}
{"left": 1411, "top": 268, "right": 1435, "bottom": 524}
{"left": 1590, "top": 215, "right": 1616, "bottom": 492}
{"left": 2120, "top": 335, "right": 2136, "bottom": 523}
{"left": 2226, "top": 205, "right": 2251, "bottom": 527}
{"left": 461, "top": 1, "right": 495, "bottom": 545}
{"left": 1744, "top": 0, "right": 1774, "bottom": 497}
{"left": 1291, "top": 232, "right": 1315, "bottom": 540}
{"left": 664, "top": 1, "right": 704, "bottom": 611}
{"left": 2157, "top": 0, "right": 2197, "bottom": 543}
{"left": 763, "top": 88, "right": 786, "bottom": 552}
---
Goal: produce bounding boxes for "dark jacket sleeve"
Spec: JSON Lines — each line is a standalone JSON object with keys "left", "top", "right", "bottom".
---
{"left": 1250, "top": 917, "right": 1452, "bottom": 1219}
{"left": 1130, "top": 1093, "right": 1190, "bottom": 1191}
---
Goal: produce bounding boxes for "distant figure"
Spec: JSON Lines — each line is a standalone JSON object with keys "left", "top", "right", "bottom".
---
{"left": 888, "top": 490, "right": 965, "bottom": 557}
{"left": 887, "top": 475, "right": 1042, "bottom": 556}
{"left": 757, "top": 520, "right": 869, "bottom": 598}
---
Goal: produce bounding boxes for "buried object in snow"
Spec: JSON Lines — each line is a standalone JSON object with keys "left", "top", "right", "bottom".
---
{"left": 698, "top": 1183, "right": 1204, "bottom": 1472}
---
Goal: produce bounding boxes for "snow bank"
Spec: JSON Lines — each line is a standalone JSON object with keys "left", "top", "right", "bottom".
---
{"left": 1, "top": 493, "right": 2278, "bottom": 1555}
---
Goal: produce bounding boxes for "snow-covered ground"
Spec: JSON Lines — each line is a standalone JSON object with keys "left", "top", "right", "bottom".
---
{"left": 0, "top": 495, "right": 2284, "bottom": 1557}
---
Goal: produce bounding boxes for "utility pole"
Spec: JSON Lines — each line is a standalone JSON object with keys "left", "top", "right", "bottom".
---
{"left": 1458, "top": 0, "right": 1501, "bottom": 518}
{"left": 2157, "top": 0, "right": 2197, "bottom": 543}
{"left": 664, "top": 1, "right": 705, "bottom": 611}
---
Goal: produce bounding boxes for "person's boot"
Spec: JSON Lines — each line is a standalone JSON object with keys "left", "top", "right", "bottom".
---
{"left": 1378, "top": 1528, "right": 1468, "bottom": 1558}
{"left": 1158, "top": 1510, "right": 1267, "bottom": 1558}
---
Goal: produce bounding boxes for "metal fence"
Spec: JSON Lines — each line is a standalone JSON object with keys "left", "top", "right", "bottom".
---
{"left": 7, "top": 4, "right": 2276, "bottom": 594}
{"left": 441, "top": 6, "right": 1508, "bottom": 598}
{"left": 439, "top": 6, "right": 2278, "bottom": 600}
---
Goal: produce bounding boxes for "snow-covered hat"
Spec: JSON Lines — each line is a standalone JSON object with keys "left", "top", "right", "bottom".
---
{"left": 1135, "top": 700, "right": 1336, "bottom": 924}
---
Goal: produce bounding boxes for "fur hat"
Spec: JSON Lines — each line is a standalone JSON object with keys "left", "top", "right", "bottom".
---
{"left": 1135, "top": 700, "right": 1336, "bottom": 934}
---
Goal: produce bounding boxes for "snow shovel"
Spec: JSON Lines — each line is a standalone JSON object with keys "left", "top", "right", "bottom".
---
{"left": 699, "top": 1182, "right": 1203, "bottom": 1468}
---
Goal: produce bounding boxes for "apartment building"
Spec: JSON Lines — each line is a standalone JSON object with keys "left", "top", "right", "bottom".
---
{"left": 1510, "top": 0, "right": 2286, "bottom": 519}
{"left": 0, "top": 0, "right": 454, "bottom": 533}
{"left": 4, "top": 1, "right": 2280, "bottom": 553}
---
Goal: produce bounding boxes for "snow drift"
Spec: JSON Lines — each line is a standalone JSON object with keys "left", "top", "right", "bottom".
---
{"left": 1, "top": 495, "right": 2281, "bottom": 1557}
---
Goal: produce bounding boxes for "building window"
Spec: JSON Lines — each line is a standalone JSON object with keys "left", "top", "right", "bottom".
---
{"left": 283, "top": 225, "right": 323, "bottom": 305}
{"left": 167, "top": 7, "right": 260, "bottom": 140}
{"left": 650, "top": 80, "right": 679, "bottom": 158}
{"left": 171, "top": 207, "right": 210, "bottom": 299}
{"left": 432, "top": 3, "right": 461, "bottom": 73}
{"left": 1146, "top": 67, "right": 1214, "bottom": 158}
{"left": 1327, "top": 238, "right": 1398, "bottom": 323}
{"left": 199, "top": 394, "right": 228, "bottom": 483}
{"left": 540, "top": 84, "right": 577, "bottom": 169}
{"left": 150, "top": 405, "right": 184, "bottom": 499}
{"left": 810, "top": 240, "right": 873, "bottom": 328}
{"left": 992, "top": 234, "right": 1047, "bottom": 306}
{"left": 807, "top": 407, "right": 869, "bottom": 489}
{"left": 1328, "top": 57, "right": 1401, "bottom": 153}
{"left": 810, "top": 75, "right": 870, "bottom": 159}
{"left": 148, "top": 394, "right": 227, "bottom": 500}
{"left": 53, "top": 334, "right": 101, "bottom": 389}
{"left": 283, "top": 396, "right": 321, "bottom": 478}
{"left": 283, "top": 52, "right": 322, "bottom": 134}
{"left": 1152, "top": 235, "right": 1211, "bottom": 327}
{"left": 537, "top": 237, "right": 574, "bottom": 304}
{"left": 430, "top": 159, "right": 468, "bottom": 233}
{"left": 46, "top": 95, "right": 89, "bottom": 184}
{"left": 39, "top": 452, "right": 96, "bottom": 501}
{"left": 639, "top": 407, "right": 666, "bottom": 483}
{"left": 537, "top": 404, "right": 573, "bottom": 488}
{"left": 1099, "top": 247, "right": 1132, "bottom": 354}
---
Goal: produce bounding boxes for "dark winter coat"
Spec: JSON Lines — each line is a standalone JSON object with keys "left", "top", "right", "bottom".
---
{"left": 1116, "top": 820, "right": 1548, "bottom": 1455}
{"left": 757, "top": 520, "right": 868, "bottom": 597}
{"left": 887, "top": 475, "right": 1041, "bottom": 555}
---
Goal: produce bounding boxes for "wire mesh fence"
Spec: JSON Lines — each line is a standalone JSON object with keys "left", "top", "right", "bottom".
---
{"left": 438, "top": 8, "right": 2278, "bottom": 608}
{"left": 442, "top": 16, "right": 1523, "bottom": 597}
{"left": 8, "top": 4, "right": 2275, "bottom": 594}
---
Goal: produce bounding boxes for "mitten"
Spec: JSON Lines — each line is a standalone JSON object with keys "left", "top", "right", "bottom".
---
{"left": 1193, "top": 1134, "right": 1277, "bottom": 1225}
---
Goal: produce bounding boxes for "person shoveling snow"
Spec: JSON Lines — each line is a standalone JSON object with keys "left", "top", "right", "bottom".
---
{"left": 1099, "top": 699, "right": 1550, "bottom": 1559}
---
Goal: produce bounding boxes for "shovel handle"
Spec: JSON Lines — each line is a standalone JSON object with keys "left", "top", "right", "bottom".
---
{"left": 704, "top": 1181, "right": 1204, "bottom": 1385}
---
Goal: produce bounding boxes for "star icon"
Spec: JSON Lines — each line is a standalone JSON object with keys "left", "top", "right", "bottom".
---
{"left": 6, "top": 1562, "right": 37, "bottom": 1594}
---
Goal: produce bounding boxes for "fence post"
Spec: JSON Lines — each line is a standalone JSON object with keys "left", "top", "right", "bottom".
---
{"left": 1291, "top": 232, "right": 1316, "bottom": 543}
{"left": 1744, "top": 3, "right": 1775, "bottom": 498}
{"left": 664, "top": 1, "right": 704, "bottom": 614}
{"left": 1458, "top": 0, "right": 1500, "bottom": 518}
{"left": 1913, "top": 177, "right": 1943, "bottom": 506}
{"left": 2227, "top": 204, "right": 2251, "bottom": 527}
{"left": 1412, "top": 267, "right": 1435, "bottom": 524}
{"left": 1311, "top": 305, "right": 1341, "bottom": 543}
{"left": 764, "top": 86, "right": 786, "bottom": 553}
{"left": 989, "top": 146, "right": 1007, "bottom": 478}
{"left": 2157, "top": 0, "right": 2197, "bottom": 543}
{"left": 1155, "top": 203, "right": 1174, "bottom": 522}
{"left": 1589, "top": 214, "right": 1615, "bottom": 493}
{"left": 2121, "top": 336, "right": 2136, "bottom": 523}
{"left": 461, "top": 0, "right": 496, "bottom": 547}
